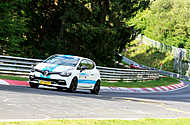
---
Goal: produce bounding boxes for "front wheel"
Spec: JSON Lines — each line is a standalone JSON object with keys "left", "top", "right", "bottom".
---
{"left": 91, "top": 81, "right": 100, "bottom": 95}
{"left": 29, "top": 82, "right": 39, "bottom": 89}
{"left": 67, "top": 77, "right": 78, "bottom": 93}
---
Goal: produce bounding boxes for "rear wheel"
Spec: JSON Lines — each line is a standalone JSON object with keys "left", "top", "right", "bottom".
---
{"left": 67, "top": 77, "right": 78, "bottom": 93}
{"left": 91, "top": 81, "right": 100, "bottom": 95}
{"left": 29, "top": 82, "right": 39, "bottom": 89}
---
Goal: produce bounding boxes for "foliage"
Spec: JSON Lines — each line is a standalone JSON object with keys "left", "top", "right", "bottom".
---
{"left": 129, "top": 0, "right": 190, "bottom": 49}
{"left": 0, "top": 75, "right": 28, "bottom": 81}
{"left": 0, "top": 0, "right": 31, "bottom": 56}
{"left": 0, "top": 0, "right": 150, "bottom": 66}
{"left": 124, "top": 40, "right": 175, "bottom": 72}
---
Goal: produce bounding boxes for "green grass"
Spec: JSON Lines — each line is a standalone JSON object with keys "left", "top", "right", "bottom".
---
{"left": 102, "top": 77, "right": 180, "bottom": 88}
{"left": 0, "top": 75, "right": 28, "bottom": 81}
{"left": 1, "top": 119, "right": 190, "bottom": 125}
{"left": 0, "top": 75, "right": 180, "bottom": 88}
{"left": 124, "top": 40, "right": 175, "bottom": 72}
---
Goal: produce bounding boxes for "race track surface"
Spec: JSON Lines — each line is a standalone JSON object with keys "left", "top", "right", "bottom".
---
{"left": 0, "top": 81, "right": 190, "bottom": 120}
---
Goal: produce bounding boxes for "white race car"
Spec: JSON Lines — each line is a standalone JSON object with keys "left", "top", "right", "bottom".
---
{"left": 29, "top": 54, "right": 101, "bottom": 94}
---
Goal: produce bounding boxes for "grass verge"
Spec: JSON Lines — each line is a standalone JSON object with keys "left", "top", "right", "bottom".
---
{"left": 102, "top": 77, "right": 180, "bottom": 88}
{"left": 0, "top": 75, "right": 180, "bottom": 88}
{"left": 1, "top": 119, "right": 190, "bottom": 125}
{"left": 0, "top": 75, "right": 28, "bottom": 81}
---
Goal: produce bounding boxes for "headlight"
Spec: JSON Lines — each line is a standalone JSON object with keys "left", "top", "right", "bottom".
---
{"left": 59, "top": 72, "right": 72, "bottom": 77}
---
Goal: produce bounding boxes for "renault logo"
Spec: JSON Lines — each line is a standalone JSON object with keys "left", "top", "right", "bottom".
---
{"left": 43, "top": 70, "right": 49, "bottom": 76}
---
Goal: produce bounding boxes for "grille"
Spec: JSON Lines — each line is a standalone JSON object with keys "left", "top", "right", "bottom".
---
{"left": 30, "top": 76, "right": 66, "bottom": 85}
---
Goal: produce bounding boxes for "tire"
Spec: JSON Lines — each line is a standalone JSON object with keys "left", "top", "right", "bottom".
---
{"left": 91, "top": 81, "right": 100, "bottom": 95}
{"left": 67, "top": 77, "right": 78, "bottom": 93}
{"left": 29, "top": 82, "right": 39, "bottom": 89}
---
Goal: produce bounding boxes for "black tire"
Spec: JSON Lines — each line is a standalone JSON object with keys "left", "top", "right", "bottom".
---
{"left": 29, "top": 82, "right": 39, "bottom": 89}
{"left": 91, "top": 81, "right": 100, "bottom": 95}
{"left": 67, "top": 77, "right": 78, "bottom": 93}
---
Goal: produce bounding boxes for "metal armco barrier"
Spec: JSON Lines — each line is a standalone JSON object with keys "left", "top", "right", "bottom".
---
{"left": 0, "top": 55, "right": 159, "bottom": 81}
{"left": 122, "top": 55, "right": 190, "bottom": 81}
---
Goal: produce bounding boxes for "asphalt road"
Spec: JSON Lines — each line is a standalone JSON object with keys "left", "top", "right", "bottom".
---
{"left": 0, "top": 81, "right": 190, "bottom": 120}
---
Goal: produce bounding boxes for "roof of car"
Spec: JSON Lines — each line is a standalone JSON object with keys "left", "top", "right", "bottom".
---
{"left": 54, "top": 54, "right": 89, "bottom": 60}
{"left": 52, "top": 54, "right": 96, "bottom": 66}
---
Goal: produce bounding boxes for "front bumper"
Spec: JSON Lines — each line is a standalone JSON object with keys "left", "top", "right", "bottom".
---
{"left": 29, "top": 75, "right": 68, "bottom": 88}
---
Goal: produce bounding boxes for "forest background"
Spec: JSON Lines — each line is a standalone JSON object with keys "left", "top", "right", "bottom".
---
{"left": 0, "top": 0, "right": 150, "bottom": 66}
{"left": 1, "top": 0, "right": 190, "bottom": 67}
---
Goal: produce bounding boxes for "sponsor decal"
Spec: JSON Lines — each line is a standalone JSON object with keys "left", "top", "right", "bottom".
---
{"left": 78, "top": 80, "right": 96, "bottom": 84}
{"left": 80, "top": 73, "right": 88, "bottom": 76}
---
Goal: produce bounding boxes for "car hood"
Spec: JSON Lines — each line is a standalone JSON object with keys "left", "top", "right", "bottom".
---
{"left": 34, "top": 63, "right": 75, "bottom": 72}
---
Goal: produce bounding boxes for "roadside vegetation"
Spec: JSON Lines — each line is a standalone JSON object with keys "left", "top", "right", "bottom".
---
{"left": 129, "top": 0, "right": 190, "bottom": 49}
{"left": 1, "top": 119, "right": 190, "bottom": 125}
{"left": 0, "top": 75, "right": 180, "bottom": 88}
{"left": 124, "top": 0, "right": 190, "bottom": 75}
{"left": 124, "top": 40, "right": 175, "bottom": 72}
{"left": 0, "top": 0, "right": 150, "bottom": 66}
{"left": 102, "top": 77, "right": 180, "bottom": 88}
{"left": 0, "top": 75, "right": 28, "bottom": 81}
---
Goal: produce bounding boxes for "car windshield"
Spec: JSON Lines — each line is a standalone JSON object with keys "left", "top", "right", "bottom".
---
{"left": 43, "top": 55, "right": 80, "bottom": 67}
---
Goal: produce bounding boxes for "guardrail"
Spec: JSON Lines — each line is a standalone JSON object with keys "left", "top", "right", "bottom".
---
{"left": 136, "top": 34, "right": 189, "bottom": 76}
{"left": 0, "top": 55, "right": 159, "bottom": 81}
{"left": 122, "top": 55, "right": 190, "bottom": 81}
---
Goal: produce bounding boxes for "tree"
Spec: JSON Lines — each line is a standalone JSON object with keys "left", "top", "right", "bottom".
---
{"left": 0, "top": 0, "right": 30, "bottom": 56}
{"left": 1, "top": 0, "right": 150, "bottom": 66}
{"left": 130, "top": 0, "right": 190, "bottom": 49}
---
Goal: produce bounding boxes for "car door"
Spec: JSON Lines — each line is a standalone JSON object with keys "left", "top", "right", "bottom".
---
{"left": 85, "top": 60, "right": 97, "bottom": 84}
{"left": 78, "top": 59, "right": 91, "bottom": 88}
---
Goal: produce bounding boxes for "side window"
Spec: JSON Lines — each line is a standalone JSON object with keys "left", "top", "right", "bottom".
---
{"left": 78, "top": 59, "right": 95, "bottom": 70}
{"left": 87, "top": 60, "right": 94, "bottom": 70}
{"left": 78, "top": 60, "right": 88, "bottom": 69}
